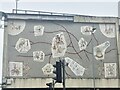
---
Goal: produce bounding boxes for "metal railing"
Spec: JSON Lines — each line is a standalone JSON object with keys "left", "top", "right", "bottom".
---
{"left": 12, "top": 9, "right": 75, "bottom": 16}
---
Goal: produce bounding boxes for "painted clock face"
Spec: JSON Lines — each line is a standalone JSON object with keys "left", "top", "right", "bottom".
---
{"left": 7, "top": 20, "right": 26, "bottom": 35}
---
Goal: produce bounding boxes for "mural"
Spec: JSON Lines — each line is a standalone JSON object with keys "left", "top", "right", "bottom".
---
{"left": 9, "top": 62, "right": 23, "bottom": 77}
{"left": 34, "top": 25, "right": 44, "bottom": 36}
{"left": 42, "top": 63, "right": 54, "bottom": 75}
{"left": 7, "top": 20, "right": 117, "bottom": 78}
{"left": 93, "top": 41, "right": 110, "bottom": 60}
{"left": 99, "top": 24, "right": 115, "bottom": 38}
{"left": 33, "top": 51, "right": 45, "bottom": 62}
{"left": 65, "top": 57, "right": 85, "bottom": 76}
{"left": 51, "top": 32, "right": 67, "bottom": 58}
{"left": 81, "top": 26, "right": 96, "bottom": 35}
{"left": 78, "top": 38, "right": 88, "bottom": 51}
{"left": 15, "top": 38, "right": 31, "bottom": 53}
{"left": 7, "top": 20, "right": 26, "bottom": 35}
{"left": 104, "top": 63, "right": 117, "bottom": 78}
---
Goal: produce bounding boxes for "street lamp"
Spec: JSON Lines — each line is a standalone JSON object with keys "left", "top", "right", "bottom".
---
{"left": 15, "top": 0, "right": 19, "bottom": 14}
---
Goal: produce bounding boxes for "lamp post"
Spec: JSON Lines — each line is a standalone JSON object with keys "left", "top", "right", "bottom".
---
{"left": 15, "top": 0, "right": 19, "bottom": 14}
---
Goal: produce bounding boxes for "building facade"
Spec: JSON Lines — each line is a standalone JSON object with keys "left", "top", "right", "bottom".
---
{"left": 0, "top": 10, "right": 120, "bottom": 90}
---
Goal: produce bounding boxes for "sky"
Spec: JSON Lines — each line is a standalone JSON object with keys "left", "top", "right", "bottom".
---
{"left": 0, "top": 0, "right": 119, "bottom": 17}
{"left": 0, "top": 0, "right": 120, "bottom": 89}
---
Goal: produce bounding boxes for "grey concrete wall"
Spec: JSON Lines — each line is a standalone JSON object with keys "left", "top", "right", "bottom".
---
{"left": 4, "top": 19, "right": 118, "bottom": 78}
{"left": 2, "top": 13, "right": 119, "bottom": 88}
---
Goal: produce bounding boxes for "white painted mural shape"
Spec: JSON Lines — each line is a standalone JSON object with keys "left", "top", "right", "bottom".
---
{"left": 78, "top": 38, "right": 88, "bottom": 51}
{"left": 99, "top": 24, "right": 115, "bottom": 38}
{"left": 23, "top": 64, "right": 30, "bottom": 71}
{"left": 15, "top": 38, "right": 31, "bottom": 53}
{"left": 34, "top": 25, "right": 44, "bottom": 36}
{"left": 94, "top": 41, "right": 110, "bottom": 60}
{"left": 65, "top": 57, "right": 73, "bottom": 64}
{"left": 81, "top": 26, "right": 96, "bottom": 35}
{"left": 65, "top": 57, "right": 85, "bottom": 76}
{"left": 33, "top": 51, "right": 45, "bottom": 62}
{"left": 9, "top": 62, "right": 23, "bottom": 77}
{"left": 7, "top": 20, "right": 26, "bottom": 35}
{"left": 51, "top": 32, "right": 67, "bottom": 58}
{"left": 104, "top": 63, "right": 117, "bottom": 78}
{"left": 42, "top": 63, "right": 54, "bottom": 75}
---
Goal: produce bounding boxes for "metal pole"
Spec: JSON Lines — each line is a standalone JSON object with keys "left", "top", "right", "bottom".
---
{"left": 52, "top": 80, "right": 55, "bottom": 90}
{"left": 62, "top": 59, "right": 66, "bottom": 90}
{"left": 15, "top": 0, "right": 19, "bottom": 14}
{"left": 91, "top": 32, "right": 96, "bottom": 90}
{"left": 16, "top": 0, "right": 17, "bottom": 14}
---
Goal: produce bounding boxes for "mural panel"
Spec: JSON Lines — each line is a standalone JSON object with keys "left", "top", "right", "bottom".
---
{"left": 9, "top": 62, "right": 23, "bottom": 77}
{"left": 5, "top": 19, "right": 118, "bottom": 78}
